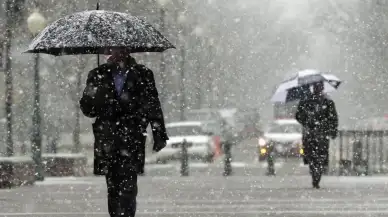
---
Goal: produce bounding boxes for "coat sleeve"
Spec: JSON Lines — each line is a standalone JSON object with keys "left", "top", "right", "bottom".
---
{"left": 295, "top": 100, "right": 307, "bottom": 126}
{"left": 142, "top": 66, "right": 169, "bottom": 141}
{"left": 79, "top": 68, "right": 104, "bottom": 118}
{"left": 327, "top": 100, "right": 339, "bottom": 138}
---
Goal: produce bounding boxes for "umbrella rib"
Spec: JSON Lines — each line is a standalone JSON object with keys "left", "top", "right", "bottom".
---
{"left": 84, "top": 11, "right": 100, "bottom": 48}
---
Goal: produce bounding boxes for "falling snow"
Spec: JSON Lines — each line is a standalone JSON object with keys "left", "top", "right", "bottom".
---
{"left": 1, "top": 0, "right": 388, "bottom": 216}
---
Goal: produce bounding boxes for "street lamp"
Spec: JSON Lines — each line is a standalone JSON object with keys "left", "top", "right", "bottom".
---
{"left": 4, "top": 0, "right": 14, "bottom": 157}
{"left": 27, "top": 11, "right": 47, "bottom": 35}
{"left": 156, "top": 0, "right": 170, "bottom": 108}
{"left": 27, "top": 10, "right": 46, "bottom": 181}
{"left": 176, "top": 11, "right": 188, "bottom": 121}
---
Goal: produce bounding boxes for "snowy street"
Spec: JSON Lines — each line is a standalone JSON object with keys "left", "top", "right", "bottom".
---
{"left": 143, "top": 158, "right": 310, "bottom": 177}
{"left": 2, "top": 175, "right": 388, "bottom": 217}
{"left": 2, "top": 0, "right": 388, "bottom": 216}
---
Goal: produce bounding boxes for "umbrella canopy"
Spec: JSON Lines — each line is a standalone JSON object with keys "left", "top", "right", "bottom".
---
{"left": 25, "top": 10, "right": 175, "bottom": 56}
{"left": 271, "top": 69, "right": 342, "bottom": 103}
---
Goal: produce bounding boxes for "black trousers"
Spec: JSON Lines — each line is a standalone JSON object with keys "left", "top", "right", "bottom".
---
{"left": 105, "top": 155, "right": 138, "bottom": 217}
{"left": 303, "top": 137, "right": 329, "bottom": 184}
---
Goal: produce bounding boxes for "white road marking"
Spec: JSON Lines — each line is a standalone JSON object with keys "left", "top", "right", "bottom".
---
{"left": 4, "top": 210, "right": 388, "bottom": 215}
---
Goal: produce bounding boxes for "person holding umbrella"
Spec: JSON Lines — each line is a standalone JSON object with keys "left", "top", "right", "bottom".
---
{"left": 25, "top": 7, "right": 175, "bottom": 217}
{"left": 80, "top": 47, "right": 169, "bottom": 216}
{"left": 295, "top": 81, "right": 338, "bottom": 189}
{"left": 271, "top": 69, "right": 341, "bottom": 188}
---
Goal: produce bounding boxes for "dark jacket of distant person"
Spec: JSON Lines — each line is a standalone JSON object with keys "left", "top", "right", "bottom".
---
{"left": 295, "top": 82, "right": 338, "bottom": 165}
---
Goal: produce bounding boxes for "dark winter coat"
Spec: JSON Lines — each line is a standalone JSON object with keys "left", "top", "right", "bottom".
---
{"left": 80, "top": 57, "right": 168, "bottom": 175}
{"left": 295, "top": 94, "right": 338, "bottom": 165}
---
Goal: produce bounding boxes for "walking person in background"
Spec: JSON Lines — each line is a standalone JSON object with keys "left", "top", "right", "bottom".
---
{"left": 80, "top": 48, "right": 169, "bottom": 217}
{"left": 295, "top": 81, "right": 338, "bottom": 189}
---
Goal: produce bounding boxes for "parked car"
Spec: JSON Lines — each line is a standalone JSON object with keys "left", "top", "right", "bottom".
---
{"left": 153, "top": 121, "right": 222, "bottom": 163}
{"left": 258, "top": 119, "right": 303, "bottom": 161}
{"left": 185, "top": 108, "right": 225, "bottom": 123}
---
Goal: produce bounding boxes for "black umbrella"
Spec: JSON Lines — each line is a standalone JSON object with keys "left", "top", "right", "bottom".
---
{"left": 24, "top": 8, "right": 175, "bottom": 56}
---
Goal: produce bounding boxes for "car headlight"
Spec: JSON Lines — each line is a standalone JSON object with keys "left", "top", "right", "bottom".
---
{"left": 260, "top": 147, "right": 267, "bottom": 154}
{"left": 258, "top": 138, "right": 266, "bottom": 147}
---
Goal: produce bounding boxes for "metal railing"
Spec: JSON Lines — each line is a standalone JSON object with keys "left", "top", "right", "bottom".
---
{"left": 144, "top": 130, "right": 388, "bottom": 177}
{"left": 263, "top": 130, "right": 388, "bottom": 176}
{"left": 329, "top": 130, "right": 388, "bottom": 176}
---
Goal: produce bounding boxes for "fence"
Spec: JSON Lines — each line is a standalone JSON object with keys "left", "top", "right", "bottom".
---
{"left": 159, "top": 130, "right": 388, "bottom": 177}
{"left": 6, "top": 130, "right": 385, "bottom": 177}
{"left": 329, "top": 130, "right": 388, "bottom": 176}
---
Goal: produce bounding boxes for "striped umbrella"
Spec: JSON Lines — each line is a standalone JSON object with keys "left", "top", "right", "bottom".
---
{"left": 271, "top": 69, "right": 342, "bottom": 103}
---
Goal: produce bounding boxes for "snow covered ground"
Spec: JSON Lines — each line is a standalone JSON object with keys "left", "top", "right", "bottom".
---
{"left": 2, "top": 176, "right": 388, "bottom": 216}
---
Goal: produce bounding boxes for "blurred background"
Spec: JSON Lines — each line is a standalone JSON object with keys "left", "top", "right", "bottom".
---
{"left": 1, "top": 0, "right": 388, "bottom": 161}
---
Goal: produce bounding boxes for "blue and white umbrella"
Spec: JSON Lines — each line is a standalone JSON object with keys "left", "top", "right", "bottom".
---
{"left": 271, "top": 69, "right": 342, "bottom": 103}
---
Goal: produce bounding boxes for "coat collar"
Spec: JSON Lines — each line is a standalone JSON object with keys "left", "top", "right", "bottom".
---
{"left": 107, "top": 55, "right": 138, "bottom": 68}
{"left": 99, "top": 60, "right": 141, "bottom": 97}
{"left": 106, "top": 56, "right": 141, "bottom": 79}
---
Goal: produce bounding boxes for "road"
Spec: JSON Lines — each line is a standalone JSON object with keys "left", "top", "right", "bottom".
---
{"left": 230, "top": 138, "right": 259, "bottom": 163}
{"left": 2, "top": 175, "right": 388, "bottom": 217}
{"left": 143, "top": 158, "right": 309, "bottom": 176}
{"left": 142, "top": 136, "right": 310, "bottom": 177}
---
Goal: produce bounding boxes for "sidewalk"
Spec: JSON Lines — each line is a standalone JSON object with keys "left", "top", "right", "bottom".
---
{"left": 3, "top": 175, "right": 388, "bottom": 217}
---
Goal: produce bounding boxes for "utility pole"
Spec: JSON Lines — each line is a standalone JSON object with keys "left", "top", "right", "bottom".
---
{"left": 73, "top": 66, "right": 82, "bottom": 153}
{"left": 178, "top": 11, "right": 187, "bottom": 121}
{"left": 207, "top": 44, "right": 215, "bottom": 108}
{"left": 179, "top": 40, "right": 186, "bottom": 121}
{"left": 159, "top": 7, "right": 168, "bottom": 107}
{"left": 27, "top": 10, "right": 47, "bottom": 181}
{"left": 195, "top": 38, "right": 203, "bottom": 109}
{"left": 4, "top": 0, "right": 14, "bottom": 157}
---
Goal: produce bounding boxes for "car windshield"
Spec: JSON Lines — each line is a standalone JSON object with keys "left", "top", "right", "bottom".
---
{"left": 167, "top": 126, "right": 204, "bottom": 137}
{"left": 234, "top": 111, "right": 259, "bottom": 125}
{"left": 202, "top": 122, "right": 221, "bottom": 135}
{"left": 185, "top": 113, "right": 212, "bottom": 121}
{"left": 268, "top": 123, "right": 301, "bottom": 134}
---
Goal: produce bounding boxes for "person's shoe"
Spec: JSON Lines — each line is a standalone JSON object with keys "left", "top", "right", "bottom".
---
{"left": 312, "top": 181, "right": 320, "bottom": 189}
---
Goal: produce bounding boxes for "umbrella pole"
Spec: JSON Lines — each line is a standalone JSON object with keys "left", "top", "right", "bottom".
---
{"left": 96, "top": 2, "right": 100, "bottom": 67}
